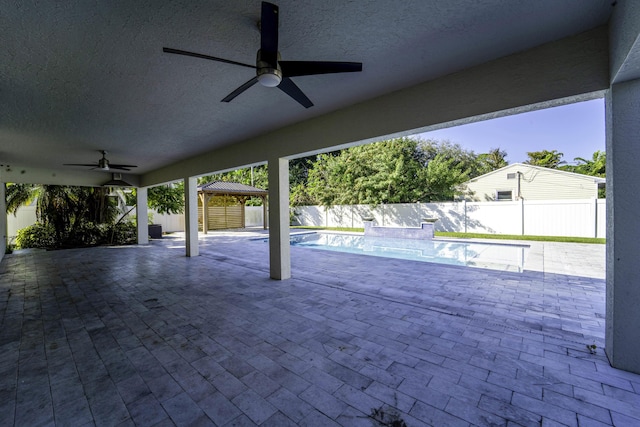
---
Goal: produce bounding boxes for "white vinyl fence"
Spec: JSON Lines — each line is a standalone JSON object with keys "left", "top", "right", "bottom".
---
{"left": 7, "top": 205, "right": 267, "bottom": 240}
{"left": 7, "top": 200, "right": 605, "bottom": 239}
{"left": 292, "top": 199, "right": 606, "bottom": 238}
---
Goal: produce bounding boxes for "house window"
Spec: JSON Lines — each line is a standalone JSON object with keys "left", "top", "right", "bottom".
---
{"left": 496, "top": 190, "right": 513, "bottom": 201}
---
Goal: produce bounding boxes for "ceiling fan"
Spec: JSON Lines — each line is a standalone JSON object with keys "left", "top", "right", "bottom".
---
{"left": 163, "top": 1, "right": 362, "bottom": 108}
{"left": 64, "top": 150, "right": 137, "bottom": 171}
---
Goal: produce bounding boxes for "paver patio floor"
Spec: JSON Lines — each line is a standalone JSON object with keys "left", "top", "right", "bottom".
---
{"left": 1, "top": 233, "right": 638, "bottom": 426}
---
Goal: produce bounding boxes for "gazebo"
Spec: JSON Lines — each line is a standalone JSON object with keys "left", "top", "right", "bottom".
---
{"left": 197, "top": 181, "right": 268, "bottom": 232}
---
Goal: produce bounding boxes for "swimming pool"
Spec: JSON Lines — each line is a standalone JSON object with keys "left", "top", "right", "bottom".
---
{"left": 290, "top": 233, "right": 529, "bottom": 272}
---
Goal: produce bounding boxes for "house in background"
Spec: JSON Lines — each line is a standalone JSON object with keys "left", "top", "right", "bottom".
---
{"left": 461, "top": 163, "right": 605, "bottom": 201}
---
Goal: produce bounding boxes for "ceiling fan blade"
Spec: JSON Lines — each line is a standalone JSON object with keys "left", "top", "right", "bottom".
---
{"left": 63, "top": 163, "right": 99, "bottom": 167}
{"left": 278, "top": 78, "right": 313, "bottom": 108}
{"left": 260, "top": 2, "right": 279, "bottom": 66}
{"left": 163, "top": 47, "right": 256, "bottom": 70}
{"left": 279, "top": 61, "right": 363, "bottom": 77}
{"left": 109, "top": 164, "right": 137, "bottom": 169}
{"left": 222, "top": 76, "right": 259, "bottom": 103}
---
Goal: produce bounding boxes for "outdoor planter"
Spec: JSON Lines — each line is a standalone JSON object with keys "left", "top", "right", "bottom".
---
{"left": 148, "top": 224, "right": 162, "bottom": 239}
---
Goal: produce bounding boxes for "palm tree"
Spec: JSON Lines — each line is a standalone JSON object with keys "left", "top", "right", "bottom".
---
{"left": 6, "top": 183, "right": 37, "bottom": 215}
{"left": 524, "top": 150, "right": 566, "bottom": 168}
{"left": 573, "top": 150, "right": 605, "bottom": 177}
{"left": 477, "top": 148, "right": 508, "bottom": 174}
{"left": 7, "top": 184, "right": 125, "bottom": 245}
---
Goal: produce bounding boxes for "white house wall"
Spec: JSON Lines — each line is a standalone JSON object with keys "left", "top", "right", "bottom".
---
{"left": 465, "top": 164, "right": 601, "bottom": 201}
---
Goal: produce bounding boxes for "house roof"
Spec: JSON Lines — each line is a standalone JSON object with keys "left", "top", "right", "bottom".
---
{"left": 198, "top": 181, "right": 268, "bottom": 197}
{"left": 466, "top": 163, "right": 606, "bottom": 184}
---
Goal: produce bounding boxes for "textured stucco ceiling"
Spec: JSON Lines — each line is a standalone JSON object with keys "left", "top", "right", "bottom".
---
{"left": 0, "top": 0, "right": 613, "bottom": 179}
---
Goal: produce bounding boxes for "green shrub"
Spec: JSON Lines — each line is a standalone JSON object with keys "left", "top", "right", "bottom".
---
{"left": 108, "top": 222, "right": 137, "bottom": 245}
{"left": 66, "top": 222, "right": 109, "bottom": 247}
{"left": 15, "top": 223, "right": 57, "bottom": 249}
{"left": 15, "top": 220, "right": 138, "bottom": 249}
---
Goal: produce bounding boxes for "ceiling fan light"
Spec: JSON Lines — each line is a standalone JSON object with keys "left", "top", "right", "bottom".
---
{"left": 257, "top": 69, "right": 282, "bottom": 87}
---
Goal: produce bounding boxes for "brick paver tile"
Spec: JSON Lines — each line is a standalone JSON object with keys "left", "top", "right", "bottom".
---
{"left": 232, "top": 389, "right": 278, "bottom": 425}
{"left": 2, "top": 238, "right": 639, "bottom": 427}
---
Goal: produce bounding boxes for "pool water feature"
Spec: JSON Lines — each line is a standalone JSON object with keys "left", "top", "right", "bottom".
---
{"left": 290, "top": 233, "right": 529, "bottom": 272}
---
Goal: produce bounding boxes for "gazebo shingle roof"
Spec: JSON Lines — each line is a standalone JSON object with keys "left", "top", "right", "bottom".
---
{"left": 198, "top": 181, "right": 268, "bottom": 196}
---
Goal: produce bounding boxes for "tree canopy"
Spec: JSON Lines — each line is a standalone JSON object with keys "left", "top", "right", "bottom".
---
{"left": 305, "top": 138, "right": 425, "bottom": 205}
{"left": 524, "top": 149, "right": 566, "bottom": 168}
{"left": 300, "top": 137, "right": 497, "bottom": 206}
{"left": 204, "top": 138, "right": 516, "bottom": 207}
{"left": 476, "top": 148, "right": 508, "bottom": 174}
{"left": 562, "top": 150, "right": 606, "bottom": 177}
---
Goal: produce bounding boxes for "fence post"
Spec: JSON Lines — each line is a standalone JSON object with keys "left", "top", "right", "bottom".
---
{"left": 594, "top": 198, "right": 598, "bottom": 238}
{"left": 520, "top": 199, "right": 525, "bottom": 235}
{"left": 463, "top": 200, "right": 467, "bottom": 234}
{"left": 349, "top": 205, "right": 353, "bottom": 228}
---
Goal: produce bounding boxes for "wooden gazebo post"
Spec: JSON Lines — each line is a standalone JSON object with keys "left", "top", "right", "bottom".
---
{"left": 199, "top": 193, "right": 211, "bottom": 234}
{"left": 262, "top": 195, "right": 268, "bottom": 230}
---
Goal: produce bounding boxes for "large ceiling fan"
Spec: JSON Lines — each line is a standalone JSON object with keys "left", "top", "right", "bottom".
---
{"left": 163, "top": 1, "right": 363, "bottom": 108}
{"left": 64, "top": 150, "right": 137, "bottom": 171}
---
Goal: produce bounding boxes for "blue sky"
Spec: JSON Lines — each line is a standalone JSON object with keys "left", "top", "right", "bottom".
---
{"left": 415, "top": 98, "right": 605, "bottom": 165}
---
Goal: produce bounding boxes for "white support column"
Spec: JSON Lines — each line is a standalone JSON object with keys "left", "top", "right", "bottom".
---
{"left": 605, "top": 80, "right": 640, "bottom": 374}
{"left": 0, "top": 183, "right": 7, "bottom": 262}
{"left": 184, "top": 177, "right": 199, "bottom": 257}
{"left": 136, "top": 187, "right": 149, "bottom": 245}
{"left": 268, "top": 157, "right": 290, "bottom": 280}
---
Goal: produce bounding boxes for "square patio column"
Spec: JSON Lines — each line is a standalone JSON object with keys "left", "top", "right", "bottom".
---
{"left": 136, "top": 187, "right": 149, "bottom": 245}
{"left": 0, "top": 183, "right": 6, "bottom": 261}
{"left": 605, "top": 79, "right": 640, "bottom": 374}
{"left": 184, "top": 176, "right": 199, "bottom": 257}
{"left": 268, "top": 157, "right": 290, "bottom": 280}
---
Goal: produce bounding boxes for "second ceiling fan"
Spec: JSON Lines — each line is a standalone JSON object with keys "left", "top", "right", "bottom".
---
{"left": 163, "top": 1, "right": 362, "bottom": 108}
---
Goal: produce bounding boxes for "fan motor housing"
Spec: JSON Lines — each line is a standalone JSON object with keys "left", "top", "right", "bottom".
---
{"left": 256, "top": 49, "right": 282, "bottom": 87}
{"left": 98, "top": 158, "right": 110, "bottom": 170}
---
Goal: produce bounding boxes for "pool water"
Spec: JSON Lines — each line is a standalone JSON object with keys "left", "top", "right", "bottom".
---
{"left": 290, "top": 233, "right": 529, "bottom": 272}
